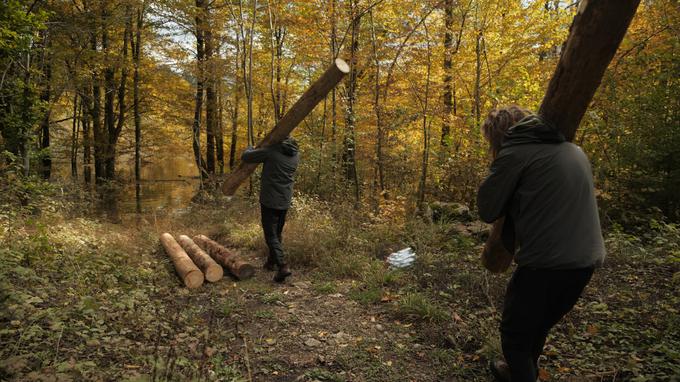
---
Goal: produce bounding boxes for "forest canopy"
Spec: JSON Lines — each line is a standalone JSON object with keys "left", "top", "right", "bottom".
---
{"left": 0, "top": 0, "right": 678, "bottom": 220}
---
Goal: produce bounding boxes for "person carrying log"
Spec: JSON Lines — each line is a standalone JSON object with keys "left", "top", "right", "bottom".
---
{"left": 477, "top": 106, "right": 606, "bottom": 382}
{"left": 241, "top": 136, "right": 300, "bottom": 283}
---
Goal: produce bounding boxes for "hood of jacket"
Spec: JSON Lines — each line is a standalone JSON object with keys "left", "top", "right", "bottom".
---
{"left": 279, "top": 136, "right": 299, "bottom": 156}
{"left": 500, "top": 115, "right": 565, "bottom": 151}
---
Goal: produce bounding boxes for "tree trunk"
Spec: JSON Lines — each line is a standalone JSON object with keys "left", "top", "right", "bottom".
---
{"left": 204, "top": 2, "right": 216, "bottom": 174}
{"left": 221, "top": 58, "right": 350, "bottom": 196}
{"left": 39, "top": 28, "right": 52, "bottom": 180}
{"left": 193, "top": 0, "right": 207, "bottom": 180}
{"left": 160, "top": 233, "right": 204, "bottom": 288}
{"left": 369, "top": 10, "right": 385, "bottom": 192}
{"left": 539, "top": 0, "right": 640, "bottom": 141}
{"left": 474, "top": 30, "right": 481, "bottom": 128}
{"left": 71, "top": 93, "right": 79, "bottom": 178}
{"left": 102, "top": 6, "right": 116, "bottom": 180}
{"left": 417, "top": 24, "right": 432, "bottom": 210}
{"left": 108, "top": 9, "right": 131, "bottom": 180}
{"left": 217, "top": 78, "right": 225, "bottom": 174}
{"left": 342, "top": 0, "right": 360, "bottom": 202}
{"left": 229, "top": 33, "right": 241, "bottom": 170}
{"left": 82, "top": 86, "right": 92, "bottom": 184}
{"left": 177, "top": 235, "right": 223, "bottom": 282}
{"left": 132, "top": 4, "right": 144, "bottom": 184}
{"left": 90, "top": 26, "right": 104, "bottom": 183}
{"left": 441, "top": 0, "right": 453, "bottom": 147}
{"left": 193, "top": 235, "right": 254, "bottom": 280}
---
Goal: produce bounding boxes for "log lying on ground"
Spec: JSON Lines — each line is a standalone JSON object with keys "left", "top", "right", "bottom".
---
{"left": 177, "top": 235, "right": 224, "bottom": 282}
{"left": 193, "top": 235, "right": 255, "bottom": 280}
{"left": 221, "top": 58, "right": 350, "bottom": 196}
{"left": 160, "top": 233, "right": 204, "bottom": 288}
{"left": 539, "top": 0, "right": 640, "bottom": 141}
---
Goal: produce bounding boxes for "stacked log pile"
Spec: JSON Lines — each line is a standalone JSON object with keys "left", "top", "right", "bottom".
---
{"left": 160, "top": 233, "right": 254, "bottom": 287}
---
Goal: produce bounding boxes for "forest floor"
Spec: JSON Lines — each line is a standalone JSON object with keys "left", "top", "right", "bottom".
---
{"left": 1, "top": 184, "right": 679, "bottom": 382}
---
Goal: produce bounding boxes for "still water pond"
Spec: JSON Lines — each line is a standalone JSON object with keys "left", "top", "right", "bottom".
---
{"left": 56, "top": 152, "right": 201, "bottom": 216}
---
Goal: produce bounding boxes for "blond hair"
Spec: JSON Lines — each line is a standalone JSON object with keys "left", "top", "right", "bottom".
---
{"left": 481, "top": 105, "right": 531, "bottom": 159}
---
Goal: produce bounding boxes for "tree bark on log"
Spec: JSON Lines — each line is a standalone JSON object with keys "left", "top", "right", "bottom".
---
{"left": 177, "top": 235, "right": 223, "bottom": 282}
{"left": 193, "top": 235, "right": 254, "bottom": 280}
{"left": 221, "top": 58, "right": 350, "bottom": 196}
{"left": 539, "top": 0, "right": 640, "bottom": 141}
{"left": 483, "top": 0, "right": 640, "bottom": 273}
{"left": 160, "top": 233, "right": 204, "bottom": 288}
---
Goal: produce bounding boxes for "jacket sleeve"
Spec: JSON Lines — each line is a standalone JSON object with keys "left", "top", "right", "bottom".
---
{"left": 241, "top": 147, "right": 270, "bottom": 163}
{"left": 477, "top": 150, "right": 524, "bottom": 223}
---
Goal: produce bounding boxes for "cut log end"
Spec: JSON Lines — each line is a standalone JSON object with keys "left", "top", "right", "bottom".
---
{"left": 335, "top": 58, "right": 350, "bottom": 74}
{"left": 234, "top": 263, "right": 255, "bottom": 280}
{"left": 204, "top": 265, "right": 224, "bottom": 282}
{"left": 185, "top": 269, "right": 204, "bottom": 289}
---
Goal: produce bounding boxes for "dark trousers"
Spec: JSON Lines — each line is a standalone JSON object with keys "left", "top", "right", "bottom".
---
{"left": 260, "top": 204, "right": 288, "bottom": 266}
{"left": 501, "top": 266, "right": 594, "bottom": 382}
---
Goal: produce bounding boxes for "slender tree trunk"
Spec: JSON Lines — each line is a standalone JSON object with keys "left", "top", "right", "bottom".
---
{"left": 441, "top": 0, "right": 453, "bottom": 147}
{"left": 91, "top": 21, "right": 104, "bottom": 183}
{"left": 229, "top": 35, "right": 241, "bottom": 170}
{"left": 204, "top": 1, "right": 216, "bottom": 174}
{"left": 132, "top": 4, "right": 144, "bottom": 184}
{"left": 82, "top": 86, "right": 92, "bottom": 184}
{"left": 71, "top": 93, "right": 79, "bottom": 178}
{"left": 102, "top": 5, "right": 117, "bottom": 180}
{"left": 39, "top": 28, "right": 52, "bottom": 180}
{"left": 108, "top": 9, "right": 131, "bottom": 180}
{"left": 330, "top": 0, "right": 338, "bottom": 166}
{"left": 20, "top": 50, "right": 32, "bottom": 176}
{"left": 369, "top": 10, "right": 385, "bottom": 192}
{"left": 418, "top": 25, "right": 432, "bottom": 210}
{"left": 217, "top": 71, "right": 224, "bottom": 174}
{"left": 474, "top": 30, "right": 481, "bottom": 128}
{"left": 342, "top": 0, "right": 360, "bottom": 203}
{"left": 193, "top": 0, "right": 207, "bottom": 179}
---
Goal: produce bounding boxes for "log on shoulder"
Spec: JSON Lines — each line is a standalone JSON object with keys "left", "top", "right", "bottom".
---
{"left": 221, "top": 58, "right": 350, "bottom": 196}
{"left": 193, "top": 234, "right": 255, "bottom": 280}
{"left": 177, "top": 235, "right": 224, "bottom": 282}
{"left": 160, "top": 233, "right": 204, "bottom": 288}
{"left": 539, "top": 0, "right": 640, "bottom": 141}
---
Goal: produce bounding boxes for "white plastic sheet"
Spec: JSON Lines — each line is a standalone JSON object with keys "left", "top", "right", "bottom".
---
{"left": 387, "top": 247, "right": 416, "bottom": 268}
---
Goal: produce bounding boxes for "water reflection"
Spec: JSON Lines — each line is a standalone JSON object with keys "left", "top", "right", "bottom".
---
{"left": 54, "top": 151, "right": 201, "bottom": 217}
{"left": 116, "top": 152, "right": 201, "bottom": 214}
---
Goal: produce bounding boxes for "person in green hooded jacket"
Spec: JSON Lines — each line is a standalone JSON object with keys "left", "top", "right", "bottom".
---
{"left": 241, "top": 136, "right": 300, "bottom": 283}
{"left": 477, "top": 106, "right": 605, "bottom": 382}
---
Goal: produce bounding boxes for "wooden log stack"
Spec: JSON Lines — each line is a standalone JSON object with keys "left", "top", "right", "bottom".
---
{"left": 177, "top": 235, "right": 224, "bottom": 282}
{"left": 193, "top": 235, "right": 255, "bottom": 280}
{"left": 160, "top": 233, "right": 204, "bottom": 288}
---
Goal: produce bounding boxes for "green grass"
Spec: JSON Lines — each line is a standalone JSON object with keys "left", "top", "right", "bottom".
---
{"left": 395, "top": 292, "right": 449, "bottom": 322}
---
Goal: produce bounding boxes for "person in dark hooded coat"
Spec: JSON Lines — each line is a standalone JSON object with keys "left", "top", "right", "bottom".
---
{"left": 241, "top": 136, "right": 300, "bottom": 283}
{"left": 477, "top": 106, "right": 605, "bottom": 382}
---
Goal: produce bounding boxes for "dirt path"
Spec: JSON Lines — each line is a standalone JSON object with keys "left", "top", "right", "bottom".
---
{"left": 201, "top": 250, "right": 449, "bottom": 382}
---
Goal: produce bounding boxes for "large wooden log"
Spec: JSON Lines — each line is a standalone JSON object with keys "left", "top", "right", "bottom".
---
{"left": 177, "top": 235, "right": 224, "bottom": 282}
{"left": 160, "top": 233, "right": 204, "bottom": 288}
{"left": 193, "top": 235, "right": 255, "bottom": 280}
{"left": 484, "top": 1, "right": 640, "bottom": 271}
{"left": 539, "top": 0, "right": 640, "bottom": 141}
{"left": 221, "top": 58, "right": 350, "bottom": 195}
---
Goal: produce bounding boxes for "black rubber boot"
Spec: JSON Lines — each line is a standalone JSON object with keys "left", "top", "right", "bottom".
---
{"left": 490, "top": 359, "right": 510, "bottom": 382}
{"left": 263, "top": 258, "right": 277, "bottom": 271}
{"left": 273, "top": 264, "right": 292, "bottom": 283}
